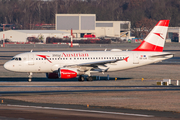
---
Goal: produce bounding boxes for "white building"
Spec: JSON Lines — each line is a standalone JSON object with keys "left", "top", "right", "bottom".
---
{"left": 0, "top": 14, "right": 131, "bottom": 43}
{"left": 167, "top": 27, "right": 180, "bottom": 42}
{"left": 95, "top": 21, "right": 130, "bottom": 39}
{"left": 55, "top": 14, "right": 131, "bottom": 40}
{"left": 0, "top": 30, "right": 71, "bottom": 43}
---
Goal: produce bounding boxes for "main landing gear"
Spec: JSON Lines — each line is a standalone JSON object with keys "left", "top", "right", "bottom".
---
{"left": 78, "top": 75, "right": 93, "bottom": 82}
{"left": 86, "top": 76, "right": 93, "bottom": 81}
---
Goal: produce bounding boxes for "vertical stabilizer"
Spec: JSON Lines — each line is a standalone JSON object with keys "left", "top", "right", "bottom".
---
{"left": 133, "top": 20, "right": 170, "bottom": 52}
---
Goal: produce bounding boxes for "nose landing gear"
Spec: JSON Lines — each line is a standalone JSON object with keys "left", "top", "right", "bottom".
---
{"left": 28, "top": 72, "right": 33, "bottom": 82}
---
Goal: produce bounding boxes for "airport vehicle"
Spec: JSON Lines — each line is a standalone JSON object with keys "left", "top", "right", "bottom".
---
{"left": 4, "top": 20, "right": 173, "bottom": 82}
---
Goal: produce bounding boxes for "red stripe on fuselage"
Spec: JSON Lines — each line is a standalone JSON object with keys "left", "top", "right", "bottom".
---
{"left": 132, "top": 41, "right": 163, "bottom": 52}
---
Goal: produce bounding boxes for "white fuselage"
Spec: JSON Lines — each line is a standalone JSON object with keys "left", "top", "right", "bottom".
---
{"left": 4, "top": 50, "right": 173, "bottom": 74}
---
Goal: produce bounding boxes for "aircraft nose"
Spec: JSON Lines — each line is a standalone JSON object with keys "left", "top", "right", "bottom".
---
{"left": 4, "top": 62, "right": 11, "bottom": 71}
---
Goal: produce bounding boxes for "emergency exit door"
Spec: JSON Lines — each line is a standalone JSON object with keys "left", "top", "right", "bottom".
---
{"left": 133, "top": 53, "right": 139, "bottom": 64}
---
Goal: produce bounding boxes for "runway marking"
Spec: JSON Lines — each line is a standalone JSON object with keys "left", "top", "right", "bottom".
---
{"left": 6, "top": 104, "right": 154, "bottom": 118}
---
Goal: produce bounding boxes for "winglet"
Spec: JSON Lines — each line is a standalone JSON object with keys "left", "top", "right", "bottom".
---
{"left": 133, "top": 20, "right": 170, "bottom": 52}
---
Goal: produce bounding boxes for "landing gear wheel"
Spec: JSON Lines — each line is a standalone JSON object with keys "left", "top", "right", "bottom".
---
{"left": 28, "top": 78, "right": 32, "bottom": 82}
{"left": 87, "top": 76, "right": 93, "bottom": 81}
{"left": 78, "top": 75, "right": 85, "bottom": 82}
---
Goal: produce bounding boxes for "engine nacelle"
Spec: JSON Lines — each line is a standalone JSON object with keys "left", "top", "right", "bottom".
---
{"left": 58, "top": 68, "right": 77, "bottom": 79}
{"left": 46, "top": 72, "right": 59, "bottom": 79}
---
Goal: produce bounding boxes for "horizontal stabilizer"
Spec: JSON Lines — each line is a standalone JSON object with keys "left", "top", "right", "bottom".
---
{"left": 149, "top": 54, "right": 174, "bottom": 58}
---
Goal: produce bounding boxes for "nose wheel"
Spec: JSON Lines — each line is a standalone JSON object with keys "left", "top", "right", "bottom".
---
{"left": 28, "top": 72, "right": 33, "bottom": 82}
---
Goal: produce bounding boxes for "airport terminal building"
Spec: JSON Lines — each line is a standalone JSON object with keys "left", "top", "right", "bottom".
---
{"left": 2, "top": 14, "right": 180, "bottom": 43}
{"left": 0, "top": 30, "right": 70, "bottom": 43}
{"left": 55, "top": 14, "right": 131, "bottom": 40}
{"left": 0, "top": 14, "right": 131, "bottom": 43}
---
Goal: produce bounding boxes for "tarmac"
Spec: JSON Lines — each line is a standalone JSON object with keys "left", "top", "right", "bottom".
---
{"left": 0, "top": 43, "right": 180, "bottom": 120}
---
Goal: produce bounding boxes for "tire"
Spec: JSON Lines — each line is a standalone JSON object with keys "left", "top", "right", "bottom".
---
{"left": 78, "top": 75, "right": 85, "bottom": 82}
{"left": 87, "top": 76, "right": 93, "bottom": 81}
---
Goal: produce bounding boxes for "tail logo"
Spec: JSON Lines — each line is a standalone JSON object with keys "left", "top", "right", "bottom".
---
{"left": 154, "top": 33, "right": 164, "bottom": 39}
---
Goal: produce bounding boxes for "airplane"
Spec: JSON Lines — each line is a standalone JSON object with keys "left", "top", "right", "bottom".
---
{"left": 4, "top": 20, "right": 173, "bottom": 82}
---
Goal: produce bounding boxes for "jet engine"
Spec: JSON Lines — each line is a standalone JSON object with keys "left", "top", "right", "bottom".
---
{"left": 58, "top": 68, "right": 77, "bottom": 79}
{"left": 46, "top": 72, "right": 59, "bottom": 79}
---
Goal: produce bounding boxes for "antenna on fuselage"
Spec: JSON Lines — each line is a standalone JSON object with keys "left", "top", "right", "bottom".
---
{"left": 30, "top": 49, "right": 33, "bottom": 52}
{"left": 104, "top": 49, "right": 107, "bottom": 51}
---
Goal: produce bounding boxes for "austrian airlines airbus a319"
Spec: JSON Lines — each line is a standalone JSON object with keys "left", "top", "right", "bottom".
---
{"left": 4, "top": 20, "right": 173, "bottom": 81}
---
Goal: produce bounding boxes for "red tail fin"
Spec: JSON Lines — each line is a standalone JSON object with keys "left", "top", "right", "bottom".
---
{"left": 133, "top": 20, "right": 170, "bottom": 52}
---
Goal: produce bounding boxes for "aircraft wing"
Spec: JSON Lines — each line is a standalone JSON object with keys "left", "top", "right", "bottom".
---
{"left": 63, "top": 57, "right": 129, "bottom": 72}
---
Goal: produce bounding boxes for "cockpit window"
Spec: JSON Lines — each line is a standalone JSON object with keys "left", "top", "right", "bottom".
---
{"left": 11, "top": 58, "right": 15, "bottom": 60}
{"left": 11, "top": 57, "right": 22, "bottom": 61}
